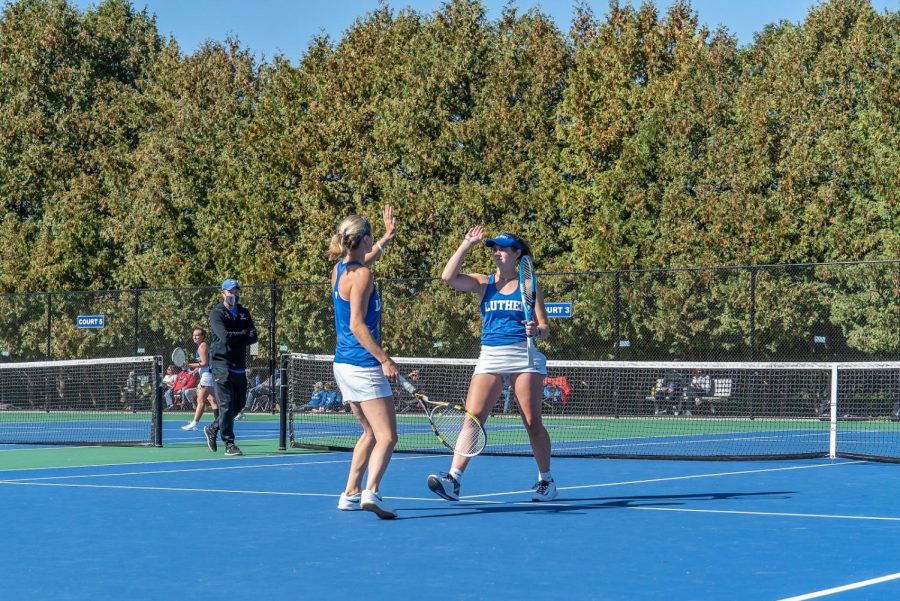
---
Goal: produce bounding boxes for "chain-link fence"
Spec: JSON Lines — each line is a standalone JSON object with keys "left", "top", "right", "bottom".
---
{"left": 0, "top": 260, "right": 897, "bottom": 414}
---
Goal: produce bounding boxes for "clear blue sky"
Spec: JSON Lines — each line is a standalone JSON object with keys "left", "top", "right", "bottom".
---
{"left": 73, "top": 0, "right": 896, "bottom": 61}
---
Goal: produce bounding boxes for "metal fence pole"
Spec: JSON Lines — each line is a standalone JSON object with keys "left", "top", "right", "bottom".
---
{"left": 749, "top": 266, "right": 757, "bottom": 361}
{"left": 270, "top": 278, "right": 277, "bottom": 414}
{"left": 46, "top": 292, "right": 52, "bottom": 360}
{"left": 133, "top": 290, "right": 141, "bottom": 355}
{"left": 614, "top": 271, "right": 621, "bottom": 360}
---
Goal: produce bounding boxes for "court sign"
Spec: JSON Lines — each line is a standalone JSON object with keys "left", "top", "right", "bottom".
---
{"left": 76, "top": 315, "right": 105, "bottom": 329}
{"left": 545, "top": 303, "right": 573, "bottom": 318}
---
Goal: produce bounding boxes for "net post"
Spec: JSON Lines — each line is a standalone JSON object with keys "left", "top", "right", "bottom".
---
{"left": 152, "top": 355, "right": 163, "bottom": 447}
{"left": 278, "top": 353, "right": 287, "bottom": 451}
{"left": 829, "top": 364, "right": 838, "bottom": 459}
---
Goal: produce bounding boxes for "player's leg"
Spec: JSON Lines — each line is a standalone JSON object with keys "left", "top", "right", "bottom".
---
{"left": 357, "top": 396, "right": 397, "bottom": 492}
{"left": 183, "top": 387, "right": 207, "bottom": 430}
{"left": 427, "top": 374, "right": 503, "bottom": 500}
{"left": 453, "top": 373, "right": 502, "bottom": 471}
{"left": 343, "top": 401, "right": 375, "bottom": 501}
{"left": 357, "top": 396, "right": 398, "bottom": 519}
{"left": 513, "top": 371, "right": 556, "bottom": 501}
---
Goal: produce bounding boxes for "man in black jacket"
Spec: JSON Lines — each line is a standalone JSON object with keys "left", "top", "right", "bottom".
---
{"left": 205, "top": 278, "right": 258, "bottom": 456}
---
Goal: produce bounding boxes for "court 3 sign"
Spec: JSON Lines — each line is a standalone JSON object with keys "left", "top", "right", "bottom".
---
{"left": 545, "top": 303, "right": 573, "bottom": 318}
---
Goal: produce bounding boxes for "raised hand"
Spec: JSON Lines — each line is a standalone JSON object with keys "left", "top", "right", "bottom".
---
{"left": 383, "top": 205, "right": 397, "bottom": 241}
{"left": 463, "top": 225, "right": 484, "bottom": 245}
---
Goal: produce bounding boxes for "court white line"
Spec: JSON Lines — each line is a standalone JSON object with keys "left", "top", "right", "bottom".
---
{"left": 628, "top": 506, "right": 900, "bottom": 522}
{"left": 0, "top": 481, "right": 341, "bottom": 497}
{"left": 0, "top": 433, "right": 277, "bottom": 450}
{"left": 464, "top": 460, "right": 866, "bottom": 499}
{"left": 2, "top": 480, "right": 899, "bottom": 524}
{"left": 777, "top": 572, "right": 900, "bottom": 600}
{"left": 0, "top": 452, "right": 442, "bottom": 480}
{"left": 0, "top": 454, "right": 307, "bottom": 473}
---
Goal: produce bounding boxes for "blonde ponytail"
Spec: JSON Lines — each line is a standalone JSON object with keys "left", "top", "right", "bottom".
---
{"left": 327, "top": 215, "right": 371, "bottom": 261}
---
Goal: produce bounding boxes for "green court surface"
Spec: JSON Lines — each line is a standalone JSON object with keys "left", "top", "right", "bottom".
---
{"left": 0, "top": 413, "right": 294, "bottom": 471}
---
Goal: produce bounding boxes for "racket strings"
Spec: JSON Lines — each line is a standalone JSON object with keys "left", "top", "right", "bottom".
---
{"left": 172, "top": 348, "right": 186, "bottom": 367}
{"left": 519, "top": 257, "right": 536, "bottom": 306}
{"left": 430, "top": 405, "right": 486, "bottom": 456}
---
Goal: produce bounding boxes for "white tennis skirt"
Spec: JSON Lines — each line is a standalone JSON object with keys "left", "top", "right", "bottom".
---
{"left": 199, "top": 372, "right": 214, "bottom": 388}
{"left": 333, "top": 363, "right": 393, "bottom": 403}
{"left": 473, "top": 341, "right": 547, "bottom": 376}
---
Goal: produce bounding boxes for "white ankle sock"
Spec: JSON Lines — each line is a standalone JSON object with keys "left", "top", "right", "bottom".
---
{"left": 449, "top": 467, "right": 464, "bottom": 482}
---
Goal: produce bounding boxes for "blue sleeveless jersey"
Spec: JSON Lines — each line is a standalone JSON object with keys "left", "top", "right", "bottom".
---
{"left": 333, "top": 260, "right": 381, "bottom": 367}
{"left": 480, "top": 274, "right": 527, "bottom": 346}
{"left": 195, "top": 348, "right": 210, "bottom": 374}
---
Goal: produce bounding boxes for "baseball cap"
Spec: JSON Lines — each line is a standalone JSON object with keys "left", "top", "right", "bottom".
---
{"left": 221, "top": 278, "right": 241, "bottom": 291}
{"left": 484, "top": 233, "right": 523, "bottom": 251}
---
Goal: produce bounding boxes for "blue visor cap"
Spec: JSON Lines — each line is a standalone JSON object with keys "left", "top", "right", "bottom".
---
{"left": 484, "top": 233, "right": 523, "bottom": 251}
{"left": 221, "top": 278, "right": 241, "bottom": 291}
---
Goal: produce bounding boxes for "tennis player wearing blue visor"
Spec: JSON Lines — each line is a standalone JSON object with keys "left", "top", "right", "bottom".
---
{"left": 484, "top": 233, "right": 524, "bottom": 251}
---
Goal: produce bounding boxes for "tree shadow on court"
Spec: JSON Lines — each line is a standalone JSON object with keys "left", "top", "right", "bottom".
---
{"left": 398, "top": 490, "right": 795, "bottom": 520}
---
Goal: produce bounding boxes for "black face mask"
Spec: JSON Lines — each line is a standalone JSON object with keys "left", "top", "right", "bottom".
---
{"left": 224, "top": 293, "right": 239, "bottom": 308}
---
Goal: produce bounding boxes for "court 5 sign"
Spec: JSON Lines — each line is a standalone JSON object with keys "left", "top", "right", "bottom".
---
{"left": 76, "top": 315, "right": 105, "bottom": 329}
{"left": 545, "top": 303, "right": 573, "bottom": 318}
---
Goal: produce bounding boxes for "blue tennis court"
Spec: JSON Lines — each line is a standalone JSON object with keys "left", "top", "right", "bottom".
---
{"left": 3, "top": 417, "right": 900, "bottom": 600}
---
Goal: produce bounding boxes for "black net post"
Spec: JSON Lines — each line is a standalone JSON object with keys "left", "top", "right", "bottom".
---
{"left": 152, "top": 355, "right": 163, "bottom": 447}
{"left": 278, "top": 353, "right": 288, "bottom": 450}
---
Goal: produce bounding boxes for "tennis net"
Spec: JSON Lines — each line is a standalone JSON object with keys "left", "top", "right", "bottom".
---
{"left": 283, "top": 354, "right": 900, "bottom": 461}
{"left": 0, "top": 356, "right": 162, "bottom": 446}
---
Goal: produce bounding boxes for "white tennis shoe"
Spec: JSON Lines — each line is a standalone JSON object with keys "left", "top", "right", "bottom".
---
{"left": 181, "top": 422, "right": 198, "bottom": 431}
{"left": 360, "top": 490, "right": 397, "bottom": 519}
{"left": 337, "top": 491, "right": 361, "bottom": 511}
{"left": 531, "top": 479, "right": 558, "bottom": 502}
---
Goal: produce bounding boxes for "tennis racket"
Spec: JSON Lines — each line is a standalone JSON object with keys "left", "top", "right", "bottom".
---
{"left": 171, "top": 347, "right": 187, "bottom": 368}
{"left": 518, "top": 254, "right": 537, "bottom": 368}
{"left": 398, "top": 375, "right": 486, "bottom": 457}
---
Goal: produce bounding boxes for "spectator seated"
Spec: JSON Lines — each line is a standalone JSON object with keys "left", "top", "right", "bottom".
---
{"left": 649, "top": 371, "right": 684, "bottom": 416}
{"left": 164, "top": 368, "right": 198, "bottom": 410}
{"left": 248, "top": 371, "right": 281, "bottom": 412}
{"left": 321, "top": 381, "right": 343, "bottom": 411}
{"left": 121, "top": 372, "right": 153, "bottom": 412}
{"left": 694, "top": 378, "right": 732, "bottom": 415}
{"left": 542, "top": 376, "right": 570, "bottom": 414}
{"left": 682, "top": 374, "right": 712, "bottom": 416}
{"left": 301, "top": 382, "right": 327, "bottom": 412}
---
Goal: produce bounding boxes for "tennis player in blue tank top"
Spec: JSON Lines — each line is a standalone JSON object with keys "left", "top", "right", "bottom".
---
{"left": 427, "top": 225, "right": 558, "bottom": 502}
{"left": 329, "top": 206, "right": 399, "bottom": 519}
{"left": 181, "top": 327, "right": 218, "bottom": 431}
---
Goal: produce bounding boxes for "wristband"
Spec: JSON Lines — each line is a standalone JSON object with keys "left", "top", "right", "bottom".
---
{"left": 376, "top": 241, "right": 384, "bottom": 253}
